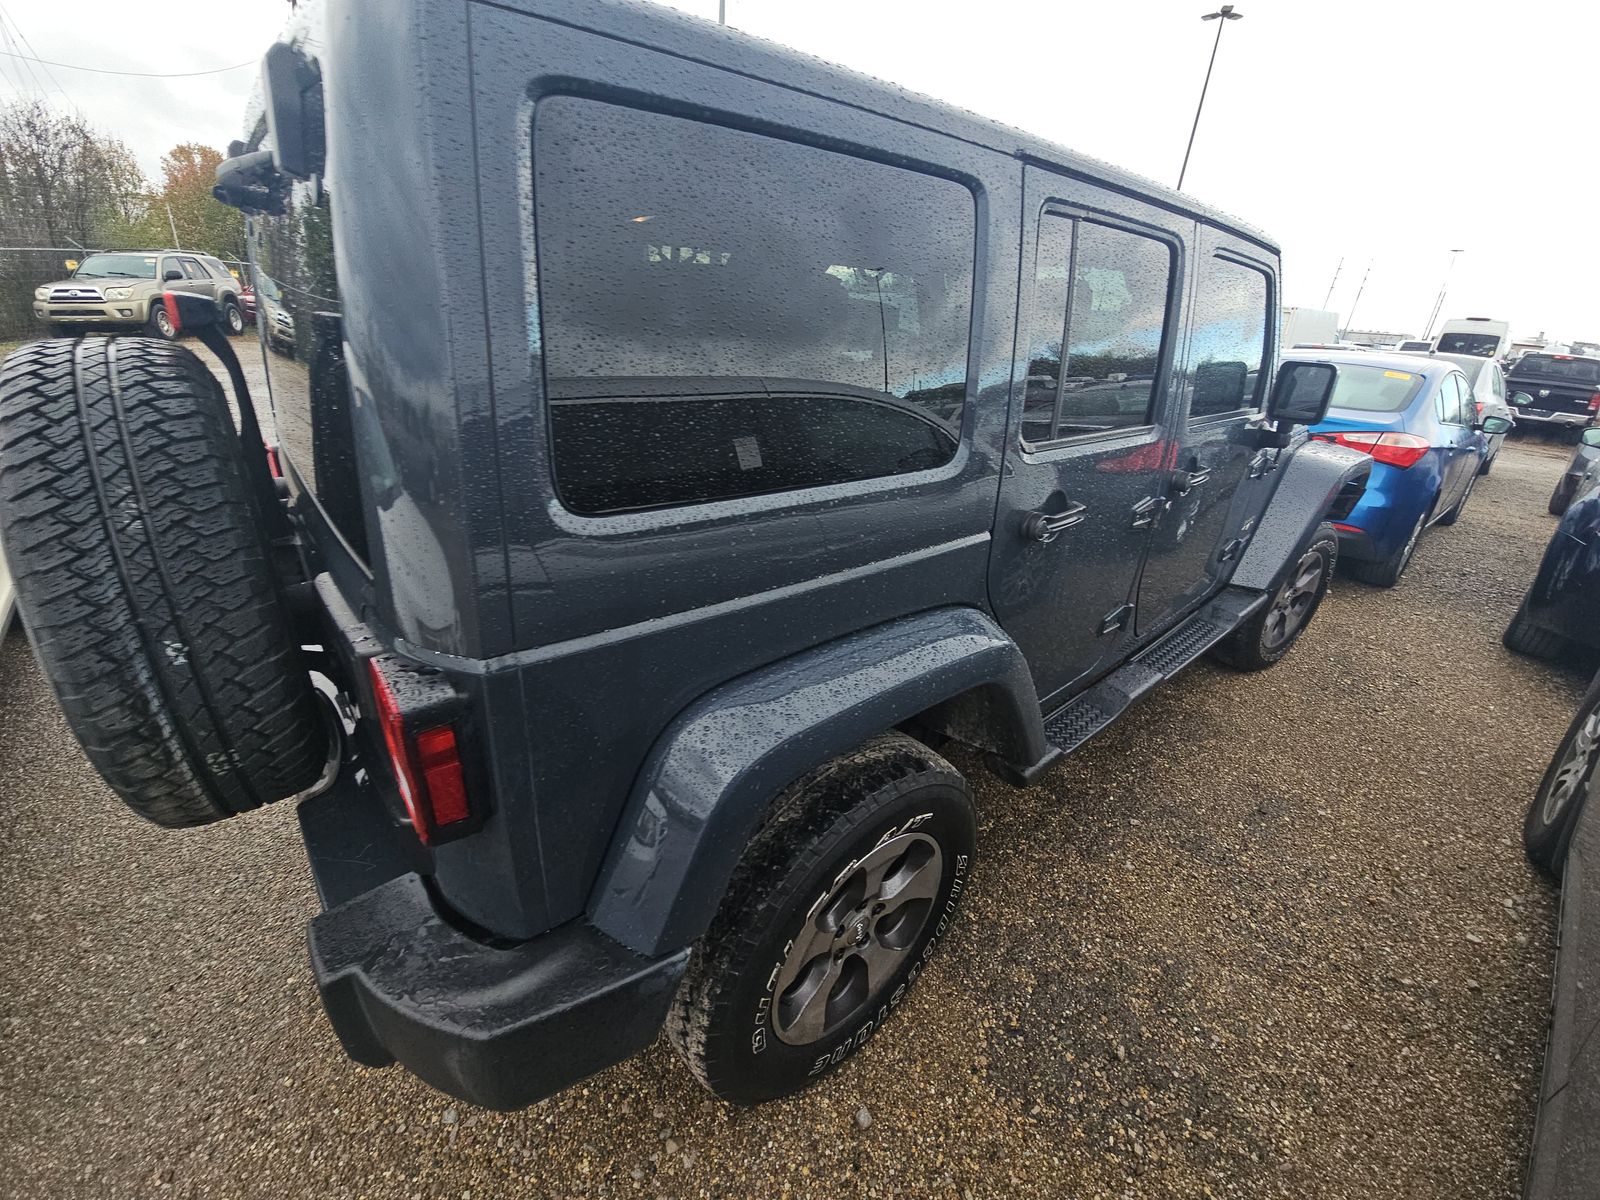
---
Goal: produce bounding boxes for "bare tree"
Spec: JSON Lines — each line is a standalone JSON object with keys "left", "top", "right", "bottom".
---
{"left": 0, "top": 100, "right": 148, "bottom": 248}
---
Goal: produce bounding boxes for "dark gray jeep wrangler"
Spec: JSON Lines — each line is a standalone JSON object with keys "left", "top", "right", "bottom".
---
{"left": 0, "top": 0, "right": 1367, "bottom": 1109}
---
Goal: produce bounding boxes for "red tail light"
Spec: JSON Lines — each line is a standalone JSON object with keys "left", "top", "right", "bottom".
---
{"left": 1589, "top": 393, "right": 1600, "bottom": 413}
{"left": 366, "top": 659, "right": 471, "bottom": 843}
{"left": 1313, "top": 430, "right": 1431, "bottom": 469}
{"left": 265, "top": 445, "right": 282, "bottom": 478}
{"left": 1475, "top": 400, "right": 1484, "bottom": 418}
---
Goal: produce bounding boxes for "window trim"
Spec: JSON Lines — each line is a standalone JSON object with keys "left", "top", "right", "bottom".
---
{"left": 1018, "top": 206, "right": 1182, "bottom": 453}
{"left": 528, "top": 94, "right": 982, "bottom": 522}
{"left": 1436, "top": 372, "right": 1470, "bottom": 426}
{"left": 1185, "top": 248, "right": 1274, "bottom": 425}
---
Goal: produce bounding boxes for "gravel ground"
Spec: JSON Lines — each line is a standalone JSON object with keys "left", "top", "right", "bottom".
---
{"left": 0, "top": 432, "right": 1589, "bottom": 1200}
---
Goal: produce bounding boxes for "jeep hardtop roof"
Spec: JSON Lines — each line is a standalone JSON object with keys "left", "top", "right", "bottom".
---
{"left": 256, "top": 0, "right": 1277, "bottom": 258}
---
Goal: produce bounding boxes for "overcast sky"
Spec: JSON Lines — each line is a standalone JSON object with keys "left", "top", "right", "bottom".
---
{"left": 4, "top": 0, "right": 1595, "bottom": 340}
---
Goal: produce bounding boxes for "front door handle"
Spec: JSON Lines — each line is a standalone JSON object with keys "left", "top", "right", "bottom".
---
{"left": 1169, "top": 465, "right": 1212, "bottom": 495}
{"left": 1023, "top": 502, "right": 1088, "bottom": 543}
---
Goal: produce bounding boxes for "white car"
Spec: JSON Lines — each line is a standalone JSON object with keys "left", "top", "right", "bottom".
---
{"left": 1433, "top": 351, "right": 1515, "bottom": 473}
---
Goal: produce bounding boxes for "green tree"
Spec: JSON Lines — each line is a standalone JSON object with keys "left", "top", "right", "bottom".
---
{"left": 0, "top": 100, "right": 147, "bottom": 247}
{"left": 153, "top": 142, "right": 245, "bottom": 259}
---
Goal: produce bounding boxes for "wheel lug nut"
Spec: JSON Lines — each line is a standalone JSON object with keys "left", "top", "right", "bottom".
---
{"left": 872, "top": 903, "right": 885, "bottom": 914}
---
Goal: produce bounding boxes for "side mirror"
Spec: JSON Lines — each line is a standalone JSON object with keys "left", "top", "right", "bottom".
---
{"left": 1510, "top": 392, "right": 1535, "bottom": 407}
{"left": 163, "top": 268, "right": 183, "bottom": 282}
{"left": 1581, "top": 427, "right": 1600, "bottom": 448}
{"left": 1268, "top": 360, "right": 1338, "bottom": 427}
{"left": 1477, "top": 415, "right": 1514, "bottom": 435}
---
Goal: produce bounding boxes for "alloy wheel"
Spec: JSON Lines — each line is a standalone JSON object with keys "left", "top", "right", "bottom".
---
{"left": 1543, "top": 706, "right": 1600, "bottom": 826}
{"left": 770, "top": 830, "right": 944, "bottom": 1046}
{"left": 1261, "top": 547, "right": 1326, "bottom": 651}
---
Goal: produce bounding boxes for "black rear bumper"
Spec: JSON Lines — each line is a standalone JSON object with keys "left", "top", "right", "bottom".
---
{"left": 298, "top": 779, "right": 688, "bottom": 1110}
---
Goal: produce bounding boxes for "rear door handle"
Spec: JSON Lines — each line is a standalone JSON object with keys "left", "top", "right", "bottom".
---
{"left": 1023, "top": 502, "right": 1088, "bottom": 543}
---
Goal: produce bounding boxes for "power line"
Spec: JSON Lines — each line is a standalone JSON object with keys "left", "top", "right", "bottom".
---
{"left": 0, "top": 5, "right": 70, "bottom": 101}
{"left": 0, "top": 49, "right": 253, "bottom": 79}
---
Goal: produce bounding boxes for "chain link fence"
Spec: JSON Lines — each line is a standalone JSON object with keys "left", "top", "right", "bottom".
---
{"left": 0, "top": 247, "right": 250, "bottom": 345}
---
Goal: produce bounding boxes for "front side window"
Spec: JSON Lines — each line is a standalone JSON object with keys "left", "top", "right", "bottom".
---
{"left": 179, "top": 258, "right": 205, "bottom": 280}
{"left": 1188, "top": 255, "right": 1270, "bottom": 419}
{"left": 533, "top": 98, "right": 975, "bottom": 515}
{"left": 1021, "top": 215, "right": 1173, "bottom": 444}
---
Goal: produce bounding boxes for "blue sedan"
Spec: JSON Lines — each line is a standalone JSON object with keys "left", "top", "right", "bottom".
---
{"left": 1286, "top": 350, "right": 1511, "bottom": 587}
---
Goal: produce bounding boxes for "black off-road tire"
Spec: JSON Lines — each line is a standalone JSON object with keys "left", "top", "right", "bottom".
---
{"left": 0, "top": 338, "right": 327, "bottom": 827}
{"left": 1212, "top": 524, "right": 1337, "bottom": 672}
{"left": 1503, "top": 604, "right": 1573, "bottom": 663}
{"left": 666, "top": 732, "right": 976, "bottom": 1106}
{"left": 1524, "top": 670, "right": 1600, "bottom": 879}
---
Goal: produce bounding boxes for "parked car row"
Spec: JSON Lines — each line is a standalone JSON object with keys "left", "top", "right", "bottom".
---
{"left": 1285, "top": 348, "right": 1511, "bottom": 587}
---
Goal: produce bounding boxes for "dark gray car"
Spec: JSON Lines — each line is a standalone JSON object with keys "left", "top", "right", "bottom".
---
{"left": 1549, "top": 427, "right": 1600, "bottom": 515}
{"left": 0, "top": 0, "right": 1368, "bottom": 1110}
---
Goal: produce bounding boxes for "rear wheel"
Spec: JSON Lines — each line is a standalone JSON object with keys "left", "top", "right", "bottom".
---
{"left": 1525, "top": 673, "right": 1600, "bottom": 879}
{"left": 1347, "top": 506, "right": 1426, "bottom": 588}
{"left": 667, "top": 733, "right": 976, "bottom": 1105}
{"left": 223, "top": 299, "right": 246, "bottom": 336}
{"left": 1478, "top": 447, "right": 1495, "bottom": 476}
{"left": 1212, "top": 524, "right": 1336, "bottom": 671}
{"left": 0, "top": 337, "right": 328, "bottom": 827}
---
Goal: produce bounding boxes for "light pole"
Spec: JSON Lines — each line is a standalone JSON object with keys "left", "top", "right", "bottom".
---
{"left": 1421, "top": 248, "right": 1465, "bottom": 341}
{"left": 1177, "top": 4, "right": 1243, "bottom": 191}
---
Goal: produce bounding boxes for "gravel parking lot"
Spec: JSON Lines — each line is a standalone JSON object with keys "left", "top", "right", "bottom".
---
{"left": 0, "top": 429, "right": 1588, "bottom": 1200}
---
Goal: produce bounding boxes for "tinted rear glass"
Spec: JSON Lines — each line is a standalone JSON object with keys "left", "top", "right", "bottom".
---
{"left": 1513, "top": 355, "right": 1600, "bottom": 384}
{"left": 533, "top": 98, "right": 974, "bottom": 516}
{"left": 1321, "top": 363, "right": 1425, "bottom": 412}
{"left": 1435, "top": 332, "right": 1500, "bottom": 356}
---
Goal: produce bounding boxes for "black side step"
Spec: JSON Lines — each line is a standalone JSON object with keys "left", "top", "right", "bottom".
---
{"left": 1041, "top": 586, "right": 1268, "bottom": 756}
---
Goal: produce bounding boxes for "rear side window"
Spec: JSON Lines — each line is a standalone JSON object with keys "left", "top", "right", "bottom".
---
{"left": 532, "top": 98, "right": 975, "bottom": 515}
{"left": 1436, "top": 374, "right": 1467, "bottom": 424}
{"left": 1021, "top": 215, "right": 1173, "bottom": 444}
{"left": 1188, "top": 255, "right": 1270, "bottom": 419}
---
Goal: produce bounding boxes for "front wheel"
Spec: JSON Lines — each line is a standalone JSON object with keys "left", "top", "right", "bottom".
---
{"left": 146, "top": 302, "right": 177, "bottom": 340}
{"left": 1525, "top": 672, "right": 1600, "bottom": 879}
{"left": 667, "top": 733, "right": 976, "bottom": 1105}
{"left": 1550, "top": 480, "right": 1574, "bottom": 517}
{"left": 1211, "top": 524, "right": 1336, "bottom": 671}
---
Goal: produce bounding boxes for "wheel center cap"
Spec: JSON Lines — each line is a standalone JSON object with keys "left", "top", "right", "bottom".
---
{"left": 847, "top": 916, "right": 870, "bottom": 946}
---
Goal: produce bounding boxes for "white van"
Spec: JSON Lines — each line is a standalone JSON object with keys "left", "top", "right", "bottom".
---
{"left": 1434, "top": 317, "right": 1512, "bottom": 359}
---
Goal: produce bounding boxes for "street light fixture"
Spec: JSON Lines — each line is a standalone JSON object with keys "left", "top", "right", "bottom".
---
{"left": 1177, "top": 4, "right": 1243, "bottom": 192}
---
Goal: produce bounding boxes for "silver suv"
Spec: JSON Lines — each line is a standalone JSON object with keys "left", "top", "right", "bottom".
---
{"left": 32, "top": 250, "right": 246, "bottom": 339}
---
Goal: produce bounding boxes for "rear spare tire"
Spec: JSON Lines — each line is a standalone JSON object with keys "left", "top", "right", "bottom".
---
{"left": 0, "top": 337, "right": 327, "bottom": 827}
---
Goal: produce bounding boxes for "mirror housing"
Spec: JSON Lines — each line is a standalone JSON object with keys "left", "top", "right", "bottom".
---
{"left": 1510, "top": 391, "right": 1535, "bottom": 407}
{"left": 1268, "top": 360, "right": 1338, "bottom": 428}
{"left": 261, "top": 42, "right": 323, "bottom": 180}
{"left": 163, "top": 267, "right": 183, "bottom": 282}
{"left": 1477, "top": 415, "right": 1514, "bottom": 435}
{"left": 1581, "top": 427, "right": 1600, "bottom": 448}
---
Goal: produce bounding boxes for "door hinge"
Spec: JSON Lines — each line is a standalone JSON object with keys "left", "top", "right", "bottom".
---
{"left": 1247, "top": 450, "right": 1279, "bottom": 479}
{"left": 1098, "top": 602, "right": 1134, "bottom": 636}
{"left": 1219, "top": 537, "right": 1247, "bottom": 563}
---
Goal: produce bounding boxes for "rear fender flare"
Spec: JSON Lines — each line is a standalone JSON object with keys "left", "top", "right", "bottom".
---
{"left": 1232, "top": 438, "right": 1371, "bottom": 591}
{"left": 588, "top": 606, "right": 1045, "bottom": 957}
